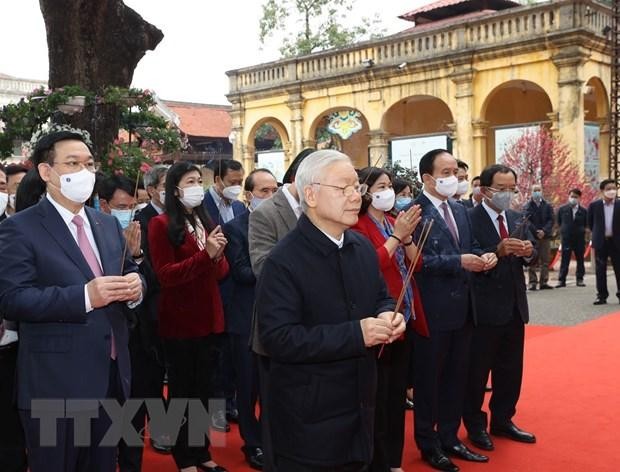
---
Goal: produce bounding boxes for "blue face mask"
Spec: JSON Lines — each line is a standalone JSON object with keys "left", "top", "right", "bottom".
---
{"left": 394, "top": 196, "right": 412, "bottom": 212}
{"left": 532, "top": 191, "right": 542, "bottom": 200}
{"left": 250, "top": 196, "right": 266, "bottom": 211}
{"left": 111, "top": 209, "right": 134, "bottom": 229}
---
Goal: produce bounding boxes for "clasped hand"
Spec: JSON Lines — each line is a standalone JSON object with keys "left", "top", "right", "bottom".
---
{"left": 87, "top": 273, "right": 142, "bottom": 309}
{"left": 206, "top": 225, "right": 227, "bottom": 260}
{"left": 361, "top": 311, "right": 406, "bottom": 347}
{"left": 461, "top": 253, "right": 498, "bottom": 272}
{"left": 497, "top": 238, "right": 534, "bottom": 258}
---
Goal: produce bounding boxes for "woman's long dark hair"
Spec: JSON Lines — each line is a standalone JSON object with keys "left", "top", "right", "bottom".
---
{"left": 164, "top": 161, "right": 214, "bottom": 247}
{"left": 357, "top": 167, "right": 393, "bottom": 215}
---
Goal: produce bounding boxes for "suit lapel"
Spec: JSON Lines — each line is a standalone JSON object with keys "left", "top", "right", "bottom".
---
{"left": 37, "top": 199, "right": 94, "bottom": 280}
{"left": 86, "top": 207, "right": 116, "bottom": 276}
{"left": 419, "top": 194, "right": 459, "bottom": 250}
{"left": 273, "top": 189, "right": 298, "bottom": 231}
{"left": 479, "top": 206, "right": 501, "bottom": 244}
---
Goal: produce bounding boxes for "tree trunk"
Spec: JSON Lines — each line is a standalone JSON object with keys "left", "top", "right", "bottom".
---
{"left": 39, "top": 0, "right": 163, "bottom": 159}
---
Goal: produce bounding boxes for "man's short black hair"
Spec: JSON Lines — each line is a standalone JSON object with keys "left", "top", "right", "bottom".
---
{"left": 98, "top": 175, "right": 135, "bottom": 202}
{"left": 472, "top": 175, "right": 481, "bottom": 183}
{"left": 5, "top": 163, "right": 29, "bottom": 177}
{"left": 600, "top": 178, "right": 616, "bottom": 190}
{"left": 418, "top": 149, "right": 451, "bottom": 177}
{"left": 30, "top": 131, "right": 92, "bottom": 166}
{"left": 457, "top": 159, "right": 469, "bottom": 171}
{"left": 283, "top": 148, "right": 315, "bottom": 184}
{"left": 244, "top": 168, "right": 275, "bottom": 192}
{"left": 479, "top": 164, "right": 518, "bottom": 187}
{"left": 569, "top": 188, "right": 582, "bottom": 197}
{"left": 211, "top": 158, "right": 243, "bottom": 181}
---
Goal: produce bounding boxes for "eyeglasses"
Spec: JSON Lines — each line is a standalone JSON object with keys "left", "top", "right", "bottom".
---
{"left": 53, "top": 161, "right": 97, "bottom": 173}
{"left": 312, "top": 182, "right": 368, "bottom": 197}
{"left": 487, "top": 187, "right": 519, "bottom": 195}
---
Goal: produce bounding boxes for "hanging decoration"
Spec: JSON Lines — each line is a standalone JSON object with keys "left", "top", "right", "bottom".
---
{"left": 326, "top": 110, "right": 363, "bottom": 140}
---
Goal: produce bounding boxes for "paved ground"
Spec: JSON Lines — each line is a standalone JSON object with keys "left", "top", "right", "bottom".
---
{"left": 526, "top": 263, "right": 619, "bottom": 326}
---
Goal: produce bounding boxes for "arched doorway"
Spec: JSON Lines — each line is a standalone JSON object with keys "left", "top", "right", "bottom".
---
{"left": 482, "top": 80, "right": 553, "bottom": 163}
{"left": 247, "top": 118, "right": 290, "bottom": 182}
{"left": 381, "top": 95, "right": 454, "bottom": 173}
{"left": 309, "top": 108, "right": 370, "bottom": 168}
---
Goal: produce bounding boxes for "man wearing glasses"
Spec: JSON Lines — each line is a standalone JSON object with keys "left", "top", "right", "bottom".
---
{"left": 255, "top": 150, "right": 404, "bottom": 471}
{"left": 464, "top": 164, "right": 537, "bottom": 454}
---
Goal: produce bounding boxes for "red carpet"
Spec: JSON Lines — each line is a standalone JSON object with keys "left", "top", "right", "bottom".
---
{"left": 143, "top": 314, "right": 620, "bottom": 471}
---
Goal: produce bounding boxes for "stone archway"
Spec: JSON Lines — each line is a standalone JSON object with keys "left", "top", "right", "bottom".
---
{"left": 308, "top": 108, "right": 370, "bottom": 168}
{"left": 482, "top": 80, "right": 553, "bottom": 163}
{"left": 246, "top": 117, "right": 291, "bottom": 179}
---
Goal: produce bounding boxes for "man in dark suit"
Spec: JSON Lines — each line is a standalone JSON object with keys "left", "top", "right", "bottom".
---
{"left": 523, "top": 184, "right": 554, "bottom": 290}
{"left": 587, "top": 179, "right": 620, "bottom": 305}
{"left": 116, "top": 167, "right": 170, "bottom": 471}
{"left": 454, "top": 160, "right": 473, "bottom": 208}
{"left": 0, "top": 130, "right": 143, "bottom": 472}
{"left": 256, "top": 149, "right": 405, "bottom": 471}
{"left": 464, "top": 164, "right": 537, "bottom": 453}
{"left": 223, "top": 168, "right": 278, "bottom": 470}
{"left": 556, "top": 188, "right": 587, "bottom": 288}
{"left": 204, "top": 158, "right": 246, "bottom": 225}
{"left": 413, "top": 149, "right": 497, "bottom": 472}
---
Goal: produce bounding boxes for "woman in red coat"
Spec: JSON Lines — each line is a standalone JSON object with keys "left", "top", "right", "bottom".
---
{"left": 352, "top": 167, "right": 428, "bottom": 472}
{"left": 148, "top": 162, "right": 228, "bottom": 472}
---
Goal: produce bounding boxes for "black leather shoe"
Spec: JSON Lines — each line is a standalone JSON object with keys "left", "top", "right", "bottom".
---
{"left": 539, "top": 284, "right": 554, "bottom": 290}
{"left": 555, "top": 282, "right": 566, "bottom": 288}
{"left": 150, "top": 437, "right": 173, "bottom": 454}
{"left": 593, "top": 298, "right": 607, "bottom": 305}
{"left": 490, "top": 421, "right": 536, "bottom": 443}
{"left": 197, "top": 464, "right": 228, "bottom": 472}
{"left": 529, "top": 284, "right": 537, "bottom": 291}
{"left": 443, "top": 442, "right": 489, "bottom": 462}
{"left": 576, "top": 280, "right": 586, "bottom": 287}
{"left": 243, "top": 447, "right": 264, "bottom": 470}
{"left": 421, "top": 448, "right": 459, "bottom": 471}
{"left": 468, "top": 430, "right": 494, "bottom": 451}
{"left": 210, "top": 410, "right": 230, "bottom": 432}
{"left": 405, "top": 398, "right": 414, "bottom": 410}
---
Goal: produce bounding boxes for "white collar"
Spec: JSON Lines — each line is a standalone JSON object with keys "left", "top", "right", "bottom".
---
{"left": 423, "top": 189, "right": 448, "bottom": 211}
{"left": 317, "top": 227, "right": 344, "bottom": 248}
{"left": 282, "top": 183, "right": 302, "bottom": 217}
{"left": 150, "top": 201, "right": 164, "bottom": 215}
{"left": 209, "top": 186, "right": 230, "bottom": 207}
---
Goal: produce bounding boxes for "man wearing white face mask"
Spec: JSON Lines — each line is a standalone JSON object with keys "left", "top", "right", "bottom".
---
{"left": 454, "top": 160, "right": 472, "bottom": 208}
{"left": 587, "top": 179, "right": 620, "bottom": 305}
{"left": 413, "top": 149, "right": 498, "bottom": 472}
{"left": 464, "top": 164, "right": 537, "bottom": 453}
{"left": 0, "top": 128, "right": 144, "bottom": 472}
{"left": 204, "top": 159, "right": 246, "bottom": 225}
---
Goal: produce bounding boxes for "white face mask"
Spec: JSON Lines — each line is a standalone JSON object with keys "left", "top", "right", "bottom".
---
{"left": 53, "top": 168, "right": 96, "bottom": 204}
{"left": 432, "top": 175, "right": 459, "bottom": 198}
{"left": 222, "top": 184, "right": 242, "bottom": 200}
{"left": 159, "top": 191, "right": 166, "bottom": 206}
{"left": 604, "top": 189, "right": 617, "bottom": 200}
{"left": 456, "top": 180, "right": 469, "bottom": 196}
{"left": 568, "top": 197, "right": 579, "bottom": 206}
{"left": 0, "top": 192, "right": 8, "bottom": 214}
{"left": 370, "top": 188, "right": 395, "bottom": 212}
{"left": 178, "top": 185, "right": 204, "bottom": 208}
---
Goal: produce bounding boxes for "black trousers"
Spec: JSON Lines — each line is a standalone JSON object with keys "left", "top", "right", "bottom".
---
{"left": 118, "top": 326, "right": 166, "bottom": 472}
{"left": 230, "top": 333, "right": 261, "bottom": 450}
{"left": 412, "top": 322, "right": 472, "bottom": 451}
{"left": 257, "top": 355, "right": 275, "bottom": 472}
{"left": 463, "top": 312, "right": 525, "bottom": 432}
{"left": 370, "top": 330, "right": 411, "bottom": 471}
{"left": 275, "top": 455, "right": 368, "bottom": 472}
{"left": 0, "top": 343, "right": 27, "bottom": 472}
{"left": 164, "top": 336, "right": 215, "bottom": 469}
{"left": 558, "top": 237, "right": 585, "bottom": 283}
{"left": 595, "top": 238, "right": 620, "bottom": 299}
{"left": 20, "top": 361, "right": 122, "bottom": 472}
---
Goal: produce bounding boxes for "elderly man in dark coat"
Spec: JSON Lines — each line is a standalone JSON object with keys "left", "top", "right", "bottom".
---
{"left": 255, "top": 150, "right": 405, "bottom": 472}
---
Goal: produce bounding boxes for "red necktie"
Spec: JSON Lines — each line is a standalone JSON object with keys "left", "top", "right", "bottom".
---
{"left": 72, "top": 215, "right": 116, "bottom": 360}
{"left": 497, "top": 214, "right": 509, "bottom": 240}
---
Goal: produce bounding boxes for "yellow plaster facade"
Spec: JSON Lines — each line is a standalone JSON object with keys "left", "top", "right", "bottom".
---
{"left": 227, "top": 0, "right": 611, "bottom": 180}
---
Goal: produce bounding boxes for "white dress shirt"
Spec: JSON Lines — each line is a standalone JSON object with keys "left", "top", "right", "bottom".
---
{"left": 423, "top": 189, "right": 460, "bottom": 240}
{"left": 604, "top": 200, "right": 614, "bottom": 237}
{"left": 151, "top": 201, "right": 164, "bottom": 215}
{"left": 317, "top": 227, "right": 344, "bottom": 248}
{"left": 282, "top": 184, "right": 302, "bottom": 219}
{"left": 209, "top": 186, "right": 235, "bottom": 223}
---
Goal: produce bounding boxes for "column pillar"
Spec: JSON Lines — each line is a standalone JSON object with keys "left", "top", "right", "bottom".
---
{"left": 449, "top": 63, "right": 475, "bottom": 163}
{"left": 286, "top": 90, "right": 305, "bottom": 159}
{"left": 242, "top": 144, "right": 255, "bottom": 174}
{"left": 552, "top": 45, "right": 589, "bottom": 165}
{"left": 367, "top": 130, "right": 389, "bottom": 168}
{"left": 228, "top": 97, "right": 245, "bottom": 166}
{"left": 471, "top": 119, "right": 490, "bottom": 175}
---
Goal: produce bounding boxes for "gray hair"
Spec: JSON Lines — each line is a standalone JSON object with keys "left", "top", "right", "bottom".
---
{"left": 143, "top": 165, "right": 169, "bottom": 188}
{"left": 295, "top": 150, "right": 352, "bottom": 211}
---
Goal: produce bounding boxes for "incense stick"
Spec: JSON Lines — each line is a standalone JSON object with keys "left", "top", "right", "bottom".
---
{"left": 378, "top": 219, "right": 434, "bottom": 358}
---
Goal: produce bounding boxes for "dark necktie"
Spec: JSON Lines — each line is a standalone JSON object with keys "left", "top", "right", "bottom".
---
{"left": 440, "top": 202, "right": 459, "bottom": 243}
{"left": 497, "top": 214, "right": 509, "bottom": 240}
